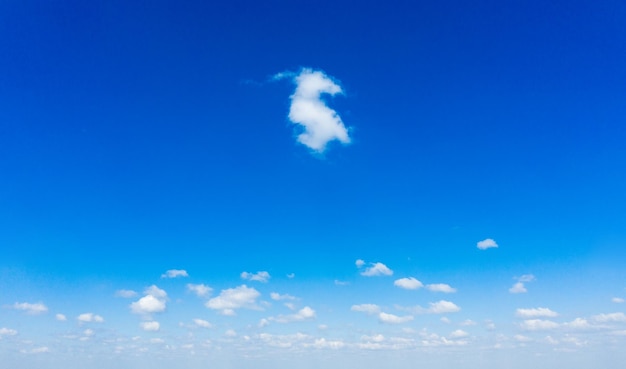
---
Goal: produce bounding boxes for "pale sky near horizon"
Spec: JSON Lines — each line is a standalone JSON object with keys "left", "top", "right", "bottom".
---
{"left": 1, "top": 1, "right": 626, "bottom": 368}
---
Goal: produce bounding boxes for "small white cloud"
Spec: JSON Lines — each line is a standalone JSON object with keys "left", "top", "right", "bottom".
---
{"left": 519, "top": 319, "right": 560, "bottom": 331}
{"left": 403, "top": 300, "right": 461, "bottom": 314}
{"left": 565, "top": 318, "right": 593, "bottom": 329}
{"left": 592, "top": 312, "right": 626, "bottom": 323}
{"left": 205, "top": 285, "right": 261, "bottom": 314}
{"left": 187, "top": 284, "right": 212, "bottom": 298}
{"left": 287, "top": 273, "right": 295, "bottom": 279}
{"left": 361, "top": 334, "right": 385, "bottom": 342}
{"left": 77, "top": 313, "right": 104, "bottom": 323}
{"left": 0, "top": 327, "right": 17, "bottom": 336}
{"left": 514, "top": 334, "right": 532, "bottom": 342}
{"left": 140, "top": 321, "right": 160, "bottom": 332}
{"left": 280, "top": 68, "right": 350, "bottom": 153}
{"left": 83, "top": 329, "right": 94, "bottom": 337}
{"left": 161, "top": 269, "right": 189, "bottom": 279}
{"left": 360, "top": 262, "right": 393, "bottom": 277}
{"left": 270, "top": 306, "right": 316, "bottom": 323}
{"left": 509, "top": 282, "right": 527, "bottom": 294}
{"left": 355, "top": 259, "right": 365, "bottom": 268}
{"left": 55, "top": 314, "right": 67, "bottom": 321}
{"left": 258, "top": 318, "right": 270, "bottom": 328}
{"left": 516, "top": 308, "right": 559, "bottom": 318}
{"left": 441, "top": 317, "right": 451, "bottom": 324}
{"left": 426, "top": 283, "right": 457, "bottom": 293}
{"left": 460, "top": 319, "right": 477, "bottom": 326}
{"left": 115, "top": 289, "right": 138, "bottom": 298}
{"left": 241, "top": 271, "right": 271, "bottom": 283}
{"left": 612, "top": 297, "right": 625, "bottom": 303}
{"left": 477, "top": 238, "right": 498, "bottom": 250}
{"left": 351, "top": 304, "right": 381, "bottom": 315}
{"left": 224, "top": 329, "right": 237, "bottom": 337}
{"left": 378, "top": 312, "right": 414, "bottom": 324}
{"left": 12, "top": 302, "right": 48, "bottom": 315}
{"left": 130, "top": 286, "right": 168, "bottom": 315}
{"left": 193, "top": 319, "right": 212, "bottom": 329}
{"left": 21, "top": 346, "right": 50, "bottom": 354}
{"left": 394, "top": 277, "right": 423, "bottom": 290}
{"left": 517, "top": 274, "right": 536, "bottom": 282}
{"left": 450, "top": 329, "right": 469, "bottom": 338}
{"left": 270, "top": 292, "right": 297, "bottom": 301}
{"left": 311, "top": 338, "right": 345, "bottom": 349}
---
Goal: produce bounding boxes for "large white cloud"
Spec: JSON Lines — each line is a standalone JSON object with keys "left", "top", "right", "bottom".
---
{"left": 130, "top": 285, "right": 168, "bottom": 315}
{"left": 378, "top": 312, "right": 414, "bottom": 324}
{"left": 205, "top": 285, "right": 260, "bottom": 315}
{"left": 516, "top": 308, "right": 559, "bottom": 318}
{"left": 280, "top": 68, "right": 350, "bottom": 153}
{"left": 77, "top": 313, "right": 104, "bottom": 323}
{"left": 241, "top": 271, "right": 270, "bottom": 283}
{"left": 12, "top": 302, "right": 48, "bottom": 315}
{"left": 394, "top": 277, "right": 423, "bottom": 290}
{"left": 161, "top": 269, "right": 189, "bottom": 279}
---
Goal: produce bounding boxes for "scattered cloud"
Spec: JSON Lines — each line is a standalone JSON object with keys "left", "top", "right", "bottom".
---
{"left": 270, "top": 306, "right": 316, "bottom": 323}
{"left": 402, "top": 300, "right": 461, "bottom": 314}
{"left": 612, "top": 297, "right": 625, "bottom": 303}
{"left": 592, "top": 312, "right": 626, "bottom": 323}
{"left": 460, "top": 319, "right": 477, "bottom": 326}
{"left": 450, "top": 329, "right": 469, "bottom": 338}
{"left": 358, "top": 261, "right": 393, "bottom": 277}
{"left": 161, "top": 269, "right": 189, "bottom": 279}
{"left": 115, "top": 289, "right": 137, "bottom": 298}
{"left": 77, "top": 313, "right": 104, "bottom": 323}
{"left": 334, "top": 279, "right": 350, "bottom": 286}
{"left": 11, "top": 302, "right": 48, "bottom": 315}
{"left": 518, "top": 274, "right": 536, "bottom": 282}
{"left": 205, "top": 285, "right": 261, "bottom": 315}
{"left": 130, "top": 285, "right": 168, "bottom": 315}
{"left": 509, "top": 274, "right": 535, "bottom": 294}
{"left": 140, "top": 321, "right": 160, "bottom": 332}
{"left": 351, "top": 304, "right": 381, "bottom": 315}
{"left": 187, "top": 283, "right": 212, "bottom": 298}
{"left": 21, "top": 346, "right": 50, "bottom": 354}
{"left": 355, "top": 259, "right": 365, "bottom": 268}
{"left": 241, "top": 271, "right": 271, "bottom": 283}
{"left": 519, "top": 319, "right": 560, "bottom": 331}
{"left": 270, "top": 292, "right": 297, "bottom": 301}
{"left": 477, "top": 238, "right": 498, "bottom": 250}
{"left": 394, "top": 277, "right": 423, "bottom": 290}
{"left": 378, "top": 312, "right": 414, "bottom": 324}
{"left": 516, "top": 308, "right": 559, "bottom": 318}
{"left": 0, "top": 327, "right": 17, "bottom": 336}
{"left": 426, "top": 283, "right": 457, "bottom": 293}
{"left": 279, "top": 68, "right": 350, "bottom": 153}
{"left": 55, "top": 314, "right": 67, "bottom": 321}
{"left": 193, "top": 319, "right": 212, "bottom": 329}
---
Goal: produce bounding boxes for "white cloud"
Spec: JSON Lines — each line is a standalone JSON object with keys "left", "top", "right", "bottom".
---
{"left": 612, "top": 297, "right": 625, "bottom": 303}
{"left": 516, "top": 308, "right": 559, "bottom": 318}
{"left": 360, "top": 262, "right": 393, "bottom": 277}
{"left": 225, "top": 329, "right": 237, "bottom": 337}
{"left": 83, "top": 329, "right": 94, "bottom": 337}
{"left": 21, "top": 346, "right": 50, "bottom": 354}
{"left": 402, "top": 300, "right": 461, "bottom": 314}
{"left": 144, "top": 285, "right": 167, "bottom": 299}
{"left": 205, "top": 285, "right": 260, "bottom": 314}
{"left": 55, "top": 314, "right": 67, "bottom": 321}
{"left": 441, "top": 317, "right": 451, "bottom": 324}
{"left": 161, "top": 269, "right": 189, "bottom": 279}
{"left": 509, "top": 282, "right": 527, "bottom": 294}
{"left": 517, "top": 274, "right": 536, "bottom": 282}
{"left": 271, "top": 306, "right": 316, "bottom": 323}
{"left": 287, "top": 273, "right": 295, "bottom": 279}
{"left": 355, "top": 259, "right": 365, "bottom": 268}
{"left": 477, "top": 238, "right": 498, "bottom": 250}
{"left": 351, "top": 304, "right": 381, "bottom": 315}
{"left": 334, "top": 280, "right": 350, "bottom": 286}
{"left": 426, "top": 283, "right": 457, "bottom": 293}
{"left": 394, "top": 277, "right": 423, "bottom": 290}
{"left": 140, "top": 321, "right": 160, "bottom": 332}
{"left": 378, "top": 312, "right": 414, "bottom": 324}
{"left": 270, "top": 292, "right": 297, "bottom": 301}
{"left": 361, "top": 334, "right": 385, "bottom": 342}
{"left": 519, "top": 319, "right": 560, "bottom": 331}
{"left": 241, "top": 271, "right": 271, "bottom": 283}
{"left": 514, "top": 334, "right": 532, "bottom": 342}
{"left": 0, "top": 327, "right": 17, "bottom": 336}
{"left": 12, "top": 302, "right": 48, "bottom": 315}
{"left": 592, "top": 312, "right": 626, "bottom": 323}
{"left": 130, "top": 286, "right": 168, "bottom": 315}
{"left": 450, "top": 329, "right": 469, "bottom": 338}
{"left": 280, "top": 68, "right": 350, "bottom": 153}
{"left": 187, "top": 283, "right": 212, "bottom": 297}
{"left": 193, "top": 319, "right": 212, "bottom": 328}
{"left": 115, "top": 289, "right": 137, "bottom": 298}
{"left": 460, "top": 319, "right": 477, "bottom": 326}
{"left": 77, "top": 313, "right": 104, "bottom": 323}
{"left": 564, "top": 318, "right": 593, "bottom": 329}
{"left": 311, "top": 338, "right": 345, "bottom": 349}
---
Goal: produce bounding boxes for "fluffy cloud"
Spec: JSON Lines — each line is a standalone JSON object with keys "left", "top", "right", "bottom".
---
{"left": 270, "top": 307, "right": 316, "bottom": 323}
{"left": 477, "top": 238, "right": 498, "bottom": 250}
{"left": 519, "top": 319, "right": 560, "bottom": 331}
{"left": 516, "top": 308, "right": 559, "bottom": 318}
{"left": 205, "top": 285, "right": 260, "bottom": 315}
{"left": 193, "top": 319, "right": 212, "bottom": 328}
{"left": 378, "top": 312, "right": 414, "bottom": 324}
{"left": 355, "top": 259, "right": 365, "bottom": 268}
{"left": 0, "top": 327, "right": 17, "bottom": 336}
{"left": 450, "top": 329, "right": 469, "bottom": 338}
{"left": 241, "top": 271, "right": 270, "bottom": 283}
{"left": 161, "top": 269, "right": 189, "bottom": 279}
{"left": 509, "top": 274, "right": 535, "bottom": 294}
{"left": 187, "top": 283, "right": 212, "bottom": 297}
{"left": 280, "top": 68, "right": 350, "bottom": 153}
{"left": 130, "top": 285, "right": 168, "bottom": 315}
{"left": 140, "top": 321, "right": 160, "bottom": 332}
{"left": 394, "top": 277, "right": 423, "bottom": 290}
{"left": 358, "top": 261, "right": 393, "bottom": 277}
{"left": 612, "top": 297, "right": 625, "bottom": 303}
{"left": 311, "top": 338, "right": 345, "bottom": 349}
{"left": 115, "top": 289, "right": 137, "bottom": 298}
{"left": 77, "top": 313, "right": 104, "bottom": 323}
{"left": 12, "top": 302, "right": 48, "bottom": 315}
{"left": 55, "top": 314, "right": 67, "bottom": 321}
{"left": 592, "top": 312, "right": 626, "bottom": 323}
{"left": 270, "top": 292, "right": 297, "bottom": 301}
{"left": 402, "top": 300, "right": 461, "bottom": 314}
{"left": 426, "top": 283, "right": 457, "bottom": 293}
{"left": 351, "top": 304, "right": 381, "bottom": 315}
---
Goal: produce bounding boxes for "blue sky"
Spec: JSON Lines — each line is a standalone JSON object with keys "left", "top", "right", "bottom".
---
{"left": 1, "top": 0, "right": 625, "bottom": 368}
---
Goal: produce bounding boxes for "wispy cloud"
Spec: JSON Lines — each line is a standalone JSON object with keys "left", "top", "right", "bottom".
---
{"left": 205, "top": 285, "right": 261, "bottom": 315}
{"left": 187, "top": 283, "right": 212, "bottom": 298}
{"left": 477, "top": 238, "right": 498, "bottom": 250}
{"left": 0, "top": 327, "right": 17, "bottom": 336}
{"left": 426, "top": 283, "right": 457, "bottom": 293}
{"left": 11, "top": 302, "right": 48, "bottom": 315}
{"left": 509, "top": 274, "right": 535, "bottom": 294}
{"left": 140, "top": 321, "right": 160, "bottom": 332}
{"left": 357, "top": 260, "right": 393, "bottom": 277}
{"left": 516, "top": 307, "right": 559, "bottom": 318}
{"left": 270, "top": 292, "right": 297, "bottom": 301}
{"left": 241, "top": 271, "right": 271, "bottom": 283}
{"left": 161, "top": 269, "right": 189, "bottom": 279}
{"left": 401, "top": 300, "right": 461, "bottom": 314}
{"left": 351, "top": 304, "right": 381, "bottom": 315}
{"left": 519, "top": 319, "right": 559, "bottom": 331}
{"left": 269, "top": 306, "right": 316, "bottom": 323}
{"left": 115, "top": 289, "right": 138, "bottom": 298}
{"left": 277, "top": 68, "right": 350, "bottom": 153}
